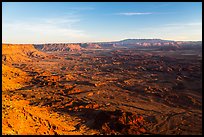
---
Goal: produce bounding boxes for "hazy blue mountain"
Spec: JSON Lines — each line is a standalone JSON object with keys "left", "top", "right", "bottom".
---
{"left": 112, "top": 39, "right": 174, "bottom": 44}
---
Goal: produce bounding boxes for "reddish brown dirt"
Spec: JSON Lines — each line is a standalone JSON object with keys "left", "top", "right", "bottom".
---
{"left": 2, "top": 44, "right": 202, "bottom": 135}
{"left": 2, "top": 94, "right": 99, "bottom": 135}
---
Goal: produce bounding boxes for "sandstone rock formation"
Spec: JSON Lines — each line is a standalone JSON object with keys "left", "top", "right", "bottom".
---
{"left": 2, "top": 44, "right": 46, "bottom": 64}
{"left": 35, "top": 43, "right": 81, "bottom": 52}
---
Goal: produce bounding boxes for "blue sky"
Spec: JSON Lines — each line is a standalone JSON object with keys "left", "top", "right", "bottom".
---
{"left": 2, "top": 2, "right": 202, "bottom": 44}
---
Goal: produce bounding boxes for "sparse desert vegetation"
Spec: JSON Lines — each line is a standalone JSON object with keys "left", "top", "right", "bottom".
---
{"left": 2, "top": 41, "right": 202, "bottom": 135}
{"left": 2, "top": 2, "right": 202, "bottom": 135}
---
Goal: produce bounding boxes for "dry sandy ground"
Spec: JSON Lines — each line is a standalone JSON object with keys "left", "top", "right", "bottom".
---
{"left": 2, "top": 44, "right": 98, "bottom": 135}
{"left": 2, "top": 44, "right": 202, "bottom": 135}
{"left": 2, "top": 94, "right": 99, "bottom": 135}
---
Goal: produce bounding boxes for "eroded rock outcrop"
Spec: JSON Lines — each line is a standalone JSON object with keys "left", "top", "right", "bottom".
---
{"left": 2, "top": 44, "right": 46, "bottom": 64}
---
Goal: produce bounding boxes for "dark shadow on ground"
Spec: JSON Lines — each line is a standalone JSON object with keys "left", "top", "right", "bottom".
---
{"left": 50, "top": 99, "right": 151, "bottom": 135}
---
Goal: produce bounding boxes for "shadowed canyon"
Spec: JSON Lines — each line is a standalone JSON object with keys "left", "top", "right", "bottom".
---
{"left": 2, "top": 40, "right": 202, "bottom": 135}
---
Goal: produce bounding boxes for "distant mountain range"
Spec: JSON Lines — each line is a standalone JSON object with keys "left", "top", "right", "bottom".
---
{"left": 32, "top": 39, "right": 202, "bottom": 52}
{"left": 99, "top": 39, "right": 174, "bottom": 44}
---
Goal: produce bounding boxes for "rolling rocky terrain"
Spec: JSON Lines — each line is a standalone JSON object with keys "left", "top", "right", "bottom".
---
{"left": 2, "top": 40, "right": 202, "bottom": 135}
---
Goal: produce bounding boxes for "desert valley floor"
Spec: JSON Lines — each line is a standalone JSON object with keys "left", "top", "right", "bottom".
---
{"left": 2, "top": 44, "right": 202, "bottom": 135}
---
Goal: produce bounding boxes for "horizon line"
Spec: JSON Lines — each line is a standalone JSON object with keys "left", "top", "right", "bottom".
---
{"left": 2, "top": 38, "right": 202, "bottom": 45}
